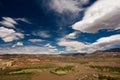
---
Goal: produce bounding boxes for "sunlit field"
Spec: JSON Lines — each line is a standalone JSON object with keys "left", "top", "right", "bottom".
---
{"left": 0, "top": 53, "right": 120, "bottom": 80}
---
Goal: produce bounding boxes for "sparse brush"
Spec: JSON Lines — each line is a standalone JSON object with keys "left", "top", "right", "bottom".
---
{"left": 79, "top": 61, "right": 88, "bottom": 64}
{"left": 98, "top": 74, "right": 120, "bottom": 80}
{"left": 0, "top": 64, "right": 55, "bottom": 75}
{"left": 89, "top": 65, "right": 120, "bottom": 73}
{"left": 50, "top": 66, "right": 74, "bottom": 75}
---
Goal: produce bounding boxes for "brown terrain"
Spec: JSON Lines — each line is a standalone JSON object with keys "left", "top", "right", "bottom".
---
{"left": 0, "top": 49, "right": 120, "bottom": 80}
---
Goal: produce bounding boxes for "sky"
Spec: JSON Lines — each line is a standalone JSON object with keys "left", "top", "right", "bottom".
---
{"left": 0, "top": 0, "right": 120, "bottom": 54}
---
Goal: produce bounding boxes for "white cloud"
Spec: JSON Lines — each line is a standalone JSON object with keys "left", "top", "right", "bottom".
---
{"left": 0, "top": 43, "right": 59, "bottom": 54}
{"left": 57, "top": 34, "right": 120, "bottom": 53}
{"left": 48, "top": 0, "right": 89, "bottom": 14}
{"left": 32, "top": 31, "right": 50, "bottom": 38}
{"left": 65, "top": 32, "right": 78, "bottom": 39}
{"left": 57, "top": 38, "right": 86, "bottom": 53}
{"left": 80, "top": 0, "right": 89, "bottom": 4}
{"left": 56, "top": 32, "right": 79, "bottom": 42}
{"left": 44, "top": 43, "right": 56, "bottom": 49}
{"left": 81, "top": 34, "right": 120, "bottom": 53}
{"left": 0, "top": 34, "right": 119, "bottom": 54}
{"left": 0, "top": 17, "right": 31, "bottom": 28}
{"left": 49, "top": 0, "right": 80, "bottom": 13}
{"left": 0, "top": 27, "right": 24, "bottom": 42}
{"left": 0, "top": 17, "right": 17, "bottom": 28}
{"left": 0, "top": 46, "right": 59, "bottom": 54}
{"left": 72, "top": 0, "right": 120, "bottom": 33}
{"left": 91, "top": 34, "right": 120, "bottom": 48}
{"left": 15, "top": 18, "right": 31, "bottom": 24}
{"left": 28, "top": 39, "right": 44, "bottom": 43}
{"left": 16, "top": 42, "right": 23, "bottom": 46}
{"left": 2, "top": 17, "right": 17, "bottom": 24}
{"left": 12, "top": 42, "right": 23, "bottom": 48}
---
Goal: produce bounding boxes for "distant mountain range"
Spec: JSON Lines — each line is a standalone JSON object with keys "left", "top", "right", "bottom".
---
{"left": 0, "top": 48, "right": 120, "bottom": 57}
{"left": 60, "top": 48, "right": 120, "bottom": 55}
{"left": 104, "top": 48, "right": 120, "bottom": 52}
{"left": 60, "top": 53, "right": 87, "bottom": 56}
{"left": 87, "top": 48, "right": 120, "bottom": 57}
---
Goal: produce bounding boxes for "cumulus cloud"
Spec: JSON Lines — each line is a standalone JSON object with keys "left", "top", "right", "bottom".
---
{"left": 72, "top": 0, "right": 120, "bottom": 33}
{"left": 49, "top": 0, "right": 80, "bottom": 13}
{"left": 28, "top": 39, "right": 44, "bottom": 43}
{"left": 0, "top": 17, "right": 17, "bottom": 28}
{"left": 32, "top": 31, "right": 50, "bottom": 38}
{"left": 48, "top": 0, "right": 89, "bottom": 14}
{"left": 57, "top": 34, "right": 120, "bottom": 53}
{"left": 12, "top": 42, "right": 24, "bottom": 48}
{"left": 0, "top": 27, "right": 24, "bottom": 42}
{"left": 1, "top": 34, "right": 119, "bottom": 54}
{"left": 65, "top": 32, "right": 78, "bottom": 39}
{"left": 44, "top": 43, "right": 56, "bottom": 49}
{"left": 57, "top": 38, "right": 86, "bottom": 53}
{"left": 91, "top": 34, "right": 120, "bottom": 49}
{"left": 0, "top": 45, "right": 59, "bottom": 54}
{"left": 82, "top": 34, "right": 120, "bottom": 53}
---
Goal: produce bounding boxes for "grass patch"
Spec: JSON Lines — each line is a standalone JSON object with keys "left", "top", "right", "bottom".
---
{"left": 89, "top": 65, "right": 120, "bottom": 73}
{"left": 79, "top": 61, "right": 89, "bottom": 64}
{"left": 0, "top": 74, "right": 31, "bottom": 80}
{"left": 15, "top": 64, "right": 55, "bottom": 70}
{"left": 0, "top": 68, "right": 32, "bottom": 75}
{"left": 98, "top": 74, "right": 120, "bottom": 80}
{"left": 50, "top": 66, "right": 74, "bottom": 75}
{"left": 0, "top": 64, "right": 55, "bottom": 75}
{"left": 9, "top": 70, "right": 32, "bottom": 75}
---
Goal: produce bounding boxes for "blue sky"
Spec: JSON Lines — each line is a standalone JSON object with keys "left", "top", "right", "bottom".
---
{"left": 0, "top": 0, "right": 120, "bottom": 54}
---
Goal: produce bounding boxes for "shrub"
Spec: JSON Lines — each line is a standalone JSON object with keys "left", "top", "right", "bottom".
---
{"left": 98, "top": 74, "right": 120, "bottom": 80}
{"left": 89, "top": 66, "right": 120, "bottom": 73}
{"left": 50, "top": 66, "right": 74, "bottom": 75}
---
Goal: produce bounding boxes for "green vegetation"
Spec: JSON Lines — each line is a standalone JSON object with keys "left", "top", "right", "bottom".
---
{"left": 79, "top": 61, "right": 89, "bottom": 64}
{"left": 0, "top": 74, "right": 32, "bottom": 80}
{"left": 54, "top": 66, "right": 73, "bottom": 72}
{"left": 0, "top": 64, "right": 55, "bottom": 75}
{"left": 89, "top": 65, "right": 120, "bottom": 73}
{"left": 98, "top": 74, "right": 120, "bottom": 80}
{"left": 14, "top": 64, "right": 55, "bottom": 70}
{"left": 50, "top": 66, "right": 74, "bottom": 75}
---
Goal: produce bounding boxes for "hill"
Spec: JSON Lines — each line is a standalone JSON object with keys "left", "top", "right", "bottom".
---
{"left": 88, "top": 48, "right": 120, "bottom": 57}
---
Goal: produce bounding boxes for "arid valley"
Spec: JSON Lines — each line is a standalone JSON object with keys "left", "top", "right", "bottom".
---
{"left": 0, "top": 49, "right": 120, "bottom": 80}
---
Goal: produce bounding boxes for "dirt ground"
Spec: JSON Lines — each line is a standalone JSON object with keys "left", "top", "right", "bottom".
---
{"left": 0, "top": 55, "right": 120, "bottom": 80}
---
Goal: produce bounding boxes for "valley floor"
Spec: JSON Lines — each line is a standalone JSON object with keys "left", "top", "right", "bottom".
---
{"left": 0, "top": 55, "right": 120, "bottom": 80}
